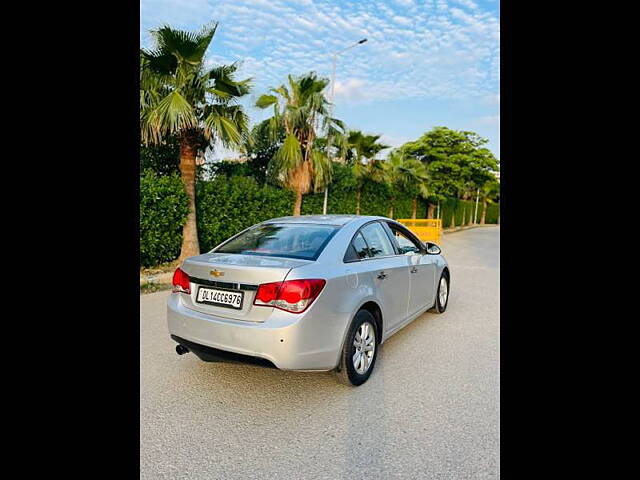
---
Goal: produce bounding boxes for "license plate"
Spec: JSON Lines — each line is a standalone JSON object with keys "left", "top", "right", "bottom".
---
{"left": 196, "top": 287, "right": 244, "bottom": 310}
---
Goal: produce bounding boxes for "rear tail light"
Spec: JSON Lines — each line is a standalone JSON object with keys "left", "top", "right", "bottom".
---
{"left": 172, "top": 268, "right": 191, "bottom": 294}
{"left": 253, "top": 279, "right": 326, "bottom": 313}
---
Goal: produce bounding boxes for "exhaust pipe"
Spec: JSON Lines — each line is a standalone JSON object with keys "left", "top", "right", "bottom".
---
{"left": 176, "top": 344, "right": 189, "bottom": 355}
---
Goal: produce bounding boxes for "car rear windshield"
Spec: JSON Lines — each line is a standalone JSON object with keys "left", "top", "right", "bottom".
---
{"left": 213, "top": 223, "right": 339, "bottom": 260}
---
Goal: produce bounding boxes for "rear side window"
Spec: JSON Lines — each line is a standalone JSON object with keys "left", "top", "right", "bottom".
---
{"left": 344, "top": 232, "right": 368, "bottom": 262}
{"left": 359, "top": 222, "right": 395, "bottom": 258}
{"left": 352, "top": 232, "right": 370, "bottom": 259}
{"left": 214, "top": 223, "right": 338, "bottom": 260}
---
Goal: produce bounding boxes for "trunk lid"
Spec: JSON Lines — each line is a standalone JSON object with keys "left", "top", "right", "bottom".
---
{"left": 180, "top": 253, "right": 311, "bottom": 321}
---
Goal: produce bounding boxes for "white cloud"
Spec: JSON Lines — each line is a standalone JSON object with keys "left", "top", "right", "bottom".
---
{"left": 484, "top": 93, "right": 500, "bottom": 105}
{"left": 296, "top": 17, "right": 315, "bottom": 30}
{"left": 141, "top": 0, "right": 500, "bottom": 106}
{"left": 452, "top": 0, "right": 479, "bottom": 10}
{"left": 379, "top": 133, "right": 411, "bottom": 150}
{"left": 393, "top": 0, "right": 415, "bottom": 7}
{"left": 392, "top": 15, "right": 413, "bottom": 26}
{"left": 333, "top": 78, "right": 367, "bottom": 103}
{"left": 478, "top": 115, "right": 500, "bottom": 126}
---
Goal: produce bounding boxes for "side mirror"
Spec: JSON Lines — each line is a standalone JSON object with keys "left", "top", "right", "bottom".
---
{"left": 424, "top": 242, "right": 441, "bottom": 255}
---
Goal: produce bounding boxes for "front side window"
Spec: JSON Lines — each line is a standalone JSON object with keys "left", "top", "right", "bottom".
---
{"left": 214, "top": 223, "right": 338, "bottom": 260}
{"left": 388, "top": 225, "right": 423, "bottom": 255}
{"left": 359, "top": 222, "right": 395, "bottom": 258}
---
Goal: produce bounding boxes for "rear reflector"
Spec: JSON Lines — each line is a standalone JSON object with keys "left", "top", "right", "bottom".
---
{"left": 253, "top": 279, "right": 326, "bottom": 313}
{"left": 172, "top": 268, "right": 191, "bottom": 294}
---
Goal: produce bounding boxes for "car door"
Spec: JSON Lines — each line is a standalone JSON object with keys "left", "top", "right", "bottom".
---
{"left": 357, "top": 221, "right": 411, "bottom": 333}
{"left": 385, "top": 222, "right": 437, "bottom": 318}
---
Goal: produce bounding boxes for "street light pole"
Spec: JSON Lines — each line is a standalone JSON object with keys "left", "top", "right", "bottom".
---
{"left": 322, "top": 54, "right": 337, "bottom": 216}
{"left": 322, "top": 38, "right": 367, "bottom": 215}
{"left": 474, "top": 187, "right": 480, "bottom": 224}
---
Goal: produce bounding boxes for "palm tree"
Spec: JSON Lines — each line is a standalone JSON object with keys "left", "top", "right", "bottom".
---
{"left": 479, "top": 178, "right": 500, "bottom": 224}
{"left": 381, "top": 151, "right": 429, "bottom": 219}
{"left": 140, "top": 24, "right": 251, "bottom": 261}
{"left": 256, "top": 72, "right": 343, "bottom": 215}
{"left": 346, "top": 131, "right": 389, "bottom": 215}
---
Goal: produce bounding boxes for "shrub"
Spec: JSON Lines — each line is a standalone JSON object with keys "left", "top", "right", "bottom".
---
{"left": 140, "top": 170, "right": 189, "bottom": 267}
{"left": 301, "top": 163, "right": 358, "bottom": 215}
{"left": 196, "top": 175, "right": 294, "bottom": 252}
{"left": 140, "top": 164, "right": 500, "bottom": 267}
{"left": 299, "top": 163, "right": 427, "bottom": 218}
{"left": 485, "top": 203, "right": 500, "bottom": 224}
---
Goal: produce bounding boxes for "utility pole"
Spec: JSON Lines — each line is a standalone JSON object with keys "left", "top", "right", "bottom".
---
{"left": 322, "top": 38, "right": 367, "bottom": 215}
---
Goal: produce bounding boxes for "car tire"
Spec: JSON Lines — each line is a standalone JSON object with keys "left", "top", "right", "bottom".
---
{"left": 430, "top": 271, "right": 450, "bottom": 314}
{"left": 335, "top": 309, "right": 379, "bottom": 386}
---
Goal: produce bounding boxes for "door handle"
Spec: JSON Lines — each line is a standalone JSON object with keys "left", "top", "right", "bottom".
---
{"left": 410, "top": 266, "right": 418, "bottom": 273}
{"left": 377, "top": 271, "right": 387, "bottom": 280}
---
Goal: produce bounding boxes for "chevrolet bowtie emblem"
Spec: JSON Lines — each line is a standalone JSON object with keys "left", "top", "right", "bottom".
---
{"left": 210, "top": 269, "right": 224, "bottom": 278}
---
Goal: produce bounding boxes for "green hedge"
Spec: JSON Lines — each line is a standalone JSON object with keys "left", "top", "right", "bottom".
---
{"left": 196, "top": 175, "right": 294, "bottom": 252}
{"left": 140, "top": 170, "right": 189, "bottom": 267}
{"left": 437, "top": 198, "right": 500, "bottom": 228}
{"left": 439, "top": 198, "right": 472, "bottom": 228}
{"left": 485, "top": 203, "right": 500, "bottom": 224}
{"left": 300, "top": 163, "right": 423, "bottom": 218}
{"left": 140, "top": 163, "right": 500, "bottom": 267}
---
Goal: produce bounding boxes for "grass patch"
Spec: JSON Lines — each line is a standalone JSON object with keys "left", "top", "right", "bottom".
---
{"left": 140, "top": 281, "right": 172, "bottom": 294}
{"left": 140, "top": 259, "right": 180, "bottom": 277}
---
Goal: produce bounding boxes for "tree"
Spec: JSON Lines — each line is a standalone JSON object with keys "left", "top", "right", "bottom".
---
{"left": 255, "top": 72, "right": 343, "bottom": 215}
{"left": 352, "top": 158, "right": 385, "bottom": 215}
{"left": 410, "top": 179, "right": 430, "bottom": 219}
{"left": 346, "top": 132, "right": 389, "bottom": 214}
{"left": 140, "top": 135, "right": 180, "bottom": 176}
{"left": 459, "top": 146, "right": 499, "bottom": 224}
{"left": 140, "top": 24, "right": 251, "bottom": 261}
{"left": 380, "top": 151, "right": 429, "bottom": 219}
{"left": 240, "top": 119, "right": 285, "bottom": 184}
{"left": 400, "top": 127, "right": 499, "bottom": 217}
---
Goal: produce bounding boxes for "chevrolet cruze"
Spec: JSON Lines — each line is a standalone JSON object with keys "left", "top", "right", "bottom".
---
{"left": 168, "top": 215, "right": 450, "bottom": 386}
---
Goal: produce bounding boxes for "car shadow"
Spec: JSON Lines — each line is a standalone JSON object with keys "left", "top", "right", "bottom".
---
{"left": 170, "top": 307, "right": 442, "bottom": 477}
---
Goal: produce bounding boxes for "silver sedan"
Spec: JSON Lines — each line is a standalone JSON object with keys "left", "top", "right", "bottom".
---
{"left": 167, "top": 215, "right": 450, "bottom": 386}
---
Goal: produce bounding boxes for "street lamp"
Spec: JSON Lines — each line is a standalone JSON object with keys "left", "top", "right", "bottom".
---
{"left": 474, "top": 187, "right": 480, "bottom": 224}
{"left": 322, "top": 38, "right": 368, "bottom": 215}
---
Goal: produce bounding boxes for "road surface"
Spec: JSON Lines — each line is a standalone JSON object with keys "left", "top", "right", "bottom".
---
{"left": 140, "top": 226, "right": 500, "bottom": 479}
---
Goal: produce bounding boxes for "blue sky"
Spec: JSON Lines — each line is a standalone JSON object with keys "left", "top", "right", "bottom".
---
{"left": 140, "top": 0, "right": 500, "bottom": 159}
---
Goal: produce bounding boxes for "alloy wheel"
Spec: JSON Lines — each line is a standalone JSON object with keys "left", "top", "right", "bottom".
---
{"left": 352, "top": 321, "right": 376, "bottom": 374}
{"left": 439, "top": 276, "right": 448, "bottom": 307}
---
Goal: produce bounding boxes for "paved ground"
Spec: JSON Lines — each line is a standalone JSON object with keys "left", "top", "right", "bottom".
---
{"left": 140, "top": 226, "right": 500, "bottom": 479}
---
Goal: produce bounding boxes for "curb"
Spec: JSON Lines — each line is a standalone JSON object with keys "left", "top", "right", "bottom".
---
{"left": 442, "top": 224, "right": 498, "bottom": 235}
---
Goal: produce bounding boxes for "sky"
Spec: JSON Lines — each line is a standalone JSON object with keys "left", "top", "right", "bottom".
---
{"left": 140, "top": 0, "right": 500, "bottom": 159}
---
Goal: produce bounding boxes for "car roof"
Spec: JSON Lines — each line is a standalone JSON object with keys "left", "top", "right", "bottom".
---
{"left": 263, "top": 214, "right": 391, "bottom": 227}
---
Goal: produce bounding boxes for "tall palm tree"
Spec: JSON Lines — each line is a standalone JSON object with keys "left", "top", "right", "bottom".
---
{"left": 344, "top": 131, "right": 389, "bottom": 215}
{"left": 256, "top": 72, "right": 343, "bottom": 215}
{"left": 140, "top": 24, "right": 251, "bottom": 261}
{"left": 381, "top": 151, "right": 429, "bottom": 219}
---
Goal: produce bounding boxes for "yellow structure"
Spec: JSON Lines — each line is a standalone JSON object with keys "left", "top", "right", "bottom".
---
{"left": 396, "top": 219, "right": 442, "bottom": 244}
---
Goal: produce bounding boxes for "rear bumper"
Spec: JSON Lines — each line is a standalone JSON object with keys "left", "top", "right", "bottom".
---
{"left": 171, "top": 335, "right": 277, "bottom": 368}
{"left": 167, "top": 293, "right": 346, "bottom": 371}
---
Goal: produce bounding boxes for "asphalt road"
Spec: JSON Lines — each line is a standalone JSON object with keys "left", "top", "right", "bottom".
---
{"left": 140, "top": 226, "right": 500, "bottom": 479}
